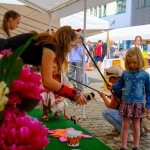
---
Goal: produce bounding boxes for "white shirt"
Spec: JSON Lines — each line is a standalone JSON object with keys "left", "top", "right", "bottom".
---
{"left": 132, "top": 45, "right": 143, "bottom": 51}
{"left": 0, "top": 29, "right": 8, "bottom": 39}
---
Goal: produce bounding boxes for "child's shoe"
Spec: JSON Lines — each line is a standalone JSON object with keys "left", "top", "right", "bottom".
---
{"left": 132, "top": 147, "right": 139, "bottom": 150}
{"left": 114, "top": 134, "right": 133, "bottom": 142}
{"left": 120, "top": 147, "right": 127, "bottom": 150}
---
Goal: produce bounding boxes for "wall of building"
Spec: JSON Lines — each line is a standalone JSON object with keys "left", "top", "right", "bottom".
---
{"left": 101, "top": 0, "right": 132, "bottom": 29}
{"left": 131, "top": 0, "right": 150, "bottom": 26}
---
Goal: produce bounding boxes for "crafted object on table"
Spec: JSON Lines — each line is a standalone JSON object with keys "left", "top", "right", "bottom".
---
{"left": 48, "top": 127, "right": 93, "bottom": 142}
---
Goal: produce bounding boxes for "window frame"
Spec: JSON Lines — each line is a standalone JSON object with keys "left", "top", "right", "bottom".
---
{"left": 103, "top": 4, "right": 107, "bottom": 17}
{"left": 138, "top": 0, "right": 150, "bottom": 8}
{"left": 116, "top": 0, "right": 126, "bottom": 14}
{"left": 90, "top": 8, "right": 93, "bottom": 15}
{"left": 94, "top": 7, "right": 97, "bottom": 17}
{"left": 98, "top": 6, "right": 102, "bottom": 18}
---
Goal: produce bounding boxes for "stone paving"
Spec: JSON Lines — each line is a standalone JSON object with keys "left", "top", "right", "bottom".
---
{"left": 65, "top": 68, "right": 150, "bottom": 150}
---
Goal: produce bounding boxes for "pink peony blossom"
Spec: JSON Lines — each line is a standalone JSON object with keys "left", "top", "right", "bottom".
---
{"left": 0, "top": 54, "right": 3, "bottom": 59}
{"left": 0, "top": 50, "right": 21, "bottom": 60}
{"left": 0, "top": 106, "right": 49, "bottom": 150}
{"left": 1, "top": 50, "right": 13, "bottom": 56}
{"left": 8, "top": 67, "right": 46, "bottom": 105}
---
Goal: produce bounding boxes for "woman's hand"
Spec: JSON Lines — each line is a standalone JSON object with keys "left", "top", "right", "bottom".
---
{"left": 107, "top": 84, "right": 113, "bottom": 90}
{"left": 73, "top": 91, "right": 87, "bottom": 105}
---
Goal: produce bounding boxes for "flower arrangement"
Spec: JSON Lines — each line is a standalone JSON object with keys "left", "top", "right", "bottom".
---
{"left": 0, "top": 37, "right": 49, "bottom": 150}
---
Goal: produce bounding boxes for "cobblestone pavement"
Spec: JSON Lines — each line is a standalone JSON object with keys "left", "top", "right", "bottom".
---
{"left": 66, "top": 68, "right": 150, "bottom": 150}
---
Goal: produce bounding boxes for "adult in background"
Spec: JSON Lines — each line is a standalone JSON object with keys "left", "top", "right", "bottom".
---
{"left": 92, "top": 44, "right": 98, "bottom": 69}
{"left": 46, "top": 28, "right": 55, "bottom": 35}
{"left": 86, "top": 40, "right": 93, "bottom": 69}
{"left": 0, "top": 26, "right": 87, "bottom": 105}
{"left": 96, "top": 40, "right": 102, "bottom": 69}
{"left": 0, "top": 10, "right": 21, "bottom": 39}
{"left": 132, "top": 36, "right": 143, "bottom": 51}
{"left": 101, "top": 40, "right": 107, "bottom": 62}
{"left": 67, "top": 34, "right": 83, "bottom": 91}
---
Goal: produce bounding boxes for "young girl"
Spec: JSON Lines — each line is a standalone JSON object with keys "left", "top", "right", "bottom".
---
{"left": 40, "top": 61, "right": 68, "bottom": 121}
{"left": 108, "top": 47, "right": 150, "bottom": 150}
{"left": 0, "top": 10, "right": 21, "bottom": 39}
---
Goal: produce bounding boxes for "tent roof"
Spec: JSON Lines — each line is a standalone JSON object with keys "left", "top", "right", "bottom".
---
{"left": 86, "top": 24, "right": 150, "bottom": 42}
{"left": 0, "top": 3, "right": 60, "bottom": 36}
{"left": 60, "top": 12, "right": 109, "bottom": 37}
{"left": 18, "top": 0, "right": 116, "bottom": 19}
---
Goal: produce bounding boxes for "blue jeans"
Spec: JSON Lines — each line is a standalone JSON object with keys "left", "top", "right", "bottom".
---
{"left": 93, "top": 56, "right": 98, "bottom": 67}
{"left": 102, "top": 108, "right": 132, "bottom": 134}
{"left": 84, "top": 61, "right": 89, "bottom": 84}
{"left": 102, "top": 109, "right": 122, "bottom": 133}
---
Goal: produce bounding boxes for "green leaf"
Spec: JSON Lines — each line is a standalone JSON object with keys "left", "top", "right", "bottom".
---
{"left": 6, "top": 59, "right": 23, "bottom": 88}
{"left": 16, "top": 98, "right": 40, "bottom": 112}
{"left": 0, "top": 54, "right": 9, "bottom": 81}
{"left": 0, "top": 111, "right": 3, "bottom": 127}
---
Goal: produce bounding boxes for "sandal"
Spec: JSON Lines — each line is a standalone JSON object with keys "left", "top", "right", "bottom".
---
{"left": 54, "top": 112, "right": 60, "bottom": 119}
{"left": 42, "top": 115, "right": 49, "bottom": 121}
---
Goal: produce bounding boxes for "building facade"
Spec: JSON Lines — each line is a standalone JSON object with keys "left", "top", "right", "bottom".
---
{"left": 87, "top": 0, "right": 150, "bottom": 50}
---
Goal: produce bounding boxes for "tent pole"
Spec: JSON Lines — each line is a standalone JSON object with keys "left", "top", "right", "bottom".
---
{"left": 82, "top": 0, "right": 87, "bottom": 119}
{"left": 49, "top": 13, "right": 51, "bottom": 34}
{"left": 107, "top": 29, "right": 110, "bottom": 59}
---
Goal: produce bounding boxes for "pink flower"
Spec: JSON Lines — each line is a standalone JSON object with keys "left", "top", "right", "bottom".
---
{"left": 0, "top": 54, "right": 3, "bottom": 59}
{"left": 1, "top": 50, "right": 13, "bottom": 56}
{"left": 0, "top": 50, "right": 21, "bottom": 60}
{"left": 0, "top": 106, "right": 49, "bottom": 150}
{"left": 8, "top": 67, "right": 46, "bottom": 105}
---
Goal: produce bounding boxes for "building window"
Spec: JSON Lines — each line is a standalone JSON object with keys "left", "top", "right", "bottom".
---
{"left": 103, "top": 4, "right": 106, "bottom": 16}
{"left": 145, "top": 0, "right": 150, "bottom": 7}
{"left": 90, "top": 8, "right": 93, "bottom": 15}
{"left": 99, "top": 6, "right": 102, "bottom": 18}
{"left": 94, "top": 7, "right": 97, "bottom": 17}
{"left": 138, "top": 0, "right": 150, "bottom": 8}
{"left": 117, "top": 0, "right": 126, "bottom": 14}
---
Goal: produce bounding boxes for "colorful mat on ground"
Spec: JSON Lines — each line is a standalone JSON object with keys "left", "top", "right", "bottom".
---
{"left": 27, "top": 108, "right": 112, "bottom": 150}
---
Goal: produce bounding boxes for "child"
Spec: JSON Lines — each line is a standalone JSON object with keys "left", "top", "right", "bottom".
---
{"left": 0, "top": 10, "right": 21, "bottom": 39}
{"left": 99, "top": 65, "right": 133, "bottom": 142}
{"left": 40, "top": 61, "right": 68, "bottom": 121}
{"left": 108, "top": 47, "right": 150, "bottom": 150}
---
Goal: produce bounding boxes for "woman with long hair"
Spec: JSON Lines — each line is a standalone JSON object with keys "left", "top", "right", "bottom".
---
{"left": 0, "top": 26, "right": 87, "bottom": 105}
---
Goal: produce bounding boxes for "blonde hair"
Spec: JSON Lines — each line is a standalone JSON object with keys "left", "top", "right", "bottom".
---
{"left": 1, "top": 10, "right": 21, "bottom": 38}
{"left": 125, "top": 47, "right": 145, "bottom": 71}
{"left": 34, "top": 26, "right": 77, "bottom": 74}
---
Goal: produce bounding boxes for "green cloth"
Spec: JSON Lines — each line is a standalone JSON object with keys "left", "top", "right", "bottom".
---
{"left": 28, "top": 108, "right": 111, "bottom": 150}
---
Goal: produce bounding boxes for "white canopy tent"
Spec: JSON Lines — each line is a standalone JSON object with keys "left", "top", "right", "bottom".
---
{"left": 18, "top": 0, "right": 116, "bottom": 19}
{"left": 1, "top": 0, "right": 113, "bottom": 117}
{"left": 86, "top": 24, "right": 150, "bottom": 42}
{"left": 0, "top": 2, "right": 60, "bottom": 36}
{"left": 60, "top": 12, "right": 109, "bottom": 37}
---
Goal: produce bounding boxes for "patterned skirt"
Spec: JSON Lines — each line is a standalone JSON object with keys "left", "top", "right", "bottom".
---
{"left": 119, "top": 100, "right": 145, "bottom": 119}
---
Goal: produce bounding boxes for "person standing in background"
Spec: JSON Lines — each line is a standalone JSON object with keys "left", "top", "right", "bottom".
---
{"left": 86, "top": 40, "right": 93, "bottom": 69}
{"left": 46, "top": 29, "right": 55, "bottom": 35}
{"left": 132, "top": 36, "right": 143, "bottom": 51}
{"left": 92, "top": 44, "right": 98, "bottom": 69}
{"left": 96, "top": 40, "right": 102, "bottom": 69}
{"left": 0, "top": 10, "right": 21, "bottom": 39}
{"left": 67, "top": 34, "right": 83, "bottom": 91}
